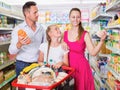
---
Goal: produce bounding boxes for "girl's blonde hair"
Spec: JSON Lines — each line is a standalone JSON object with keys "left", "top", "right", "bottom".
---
{"left": 46, "top": 24, "right": 56, "bottom": 63}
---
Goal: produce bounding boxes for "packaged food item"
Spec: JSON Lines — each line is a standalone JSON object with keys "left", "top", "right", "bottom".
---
{"left": 18, "top": 29, "right": 27, "bottom": 38}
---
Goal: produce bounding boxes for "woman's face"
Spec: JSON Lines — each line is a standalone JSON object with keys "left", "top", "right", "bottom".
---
{"left": 69, "top": 11, "right": 81, "bottom": 27}
{"left": 49, "top": 25, "right": 61, "bottom": 38}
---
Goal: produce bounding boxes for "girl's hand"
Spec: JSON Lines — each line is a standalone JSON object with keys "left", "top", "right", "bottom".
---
{"left": 53, "top": 62, "right": 63, "bottom": 69}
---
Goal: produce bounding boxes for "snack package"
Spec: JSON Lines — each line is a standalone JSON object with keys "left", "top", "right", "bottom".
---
{"left": 18, "top": 29, "right": 31, "bottom": 44}
{"left": 18, "top": 29, "right": 27, "bottom": 38}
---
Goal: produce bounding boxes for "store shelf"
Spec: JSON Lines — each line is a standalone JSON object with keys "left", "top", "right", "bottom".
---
{"left": 106, "top": 45, "right": 120, "bottom": 54}
{"left": 106, "top": 81, "right": 113, "bottom": 90}
{"left": 0, "top": 41, "right": 10, "bottom": 45}
{"left": 95, "top": 80, "right": 100, "bottom": 90}
{"left": 0, "top": 60, "right": 15, "bottom": 70}
{"left": 0, "top": 27, "right": 13, "bottom": 31}
{"left": 106, "top": 1, "right": 120, "bottom": 12}
{"left": 99, "top": 53, "right": 111, "bottom": 57}
{"left": 90, "top": 61, "right": 105, "bottom": 87}
{"left": 94, "top": 73, "right": 104, "bottom": 87}
{"left": 91, "top": 14, "right": 112, "bottom": 22}
{"left": 0, "top": 11, "right": 23, "bottom": 20}
{"left": 90, "top": 61, "right": 100, "bottom": 76}
{"left": 107, "top": 65, "right": 120, "bottom": 81}
{"left": 0, "top": 74, "right": 16, "bottom": 88}
{"left": 106, "top": 25, "right": 120, "bottom": 29}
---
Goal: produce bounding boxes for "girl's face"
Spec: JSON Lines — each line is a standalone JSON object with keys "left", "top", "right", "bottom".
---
{"left": 69, "top": 11, "right": 81, "bottom": 27}
{"left": 49, "top": 25, "right": 61, "bottom": 38}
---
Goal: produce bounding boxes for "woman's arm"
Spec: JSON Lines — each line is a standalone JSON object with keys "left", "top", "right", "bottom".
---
{"left": 85, "top": 31, "right": 106, "bottom": 56}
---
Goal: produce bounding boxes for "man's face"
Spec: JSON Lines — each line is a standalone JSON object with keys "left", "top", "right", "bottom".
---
{"left": 26, "top": 6, "right": 39, "bottom": 22}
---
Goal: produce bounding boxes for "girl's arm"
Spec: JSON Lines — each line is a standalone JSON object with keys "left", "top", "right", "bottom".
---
{"left": 38, "top": 51, "right": 44, "bottom": 64}
{"left": 85, "top": 31, "right": 106, "bottom": 56}
{"left": 53, "top": 53, "right": 69, "bottom": 69}
{"left": 62, "top": 53, "right": 69, "bottom": 66}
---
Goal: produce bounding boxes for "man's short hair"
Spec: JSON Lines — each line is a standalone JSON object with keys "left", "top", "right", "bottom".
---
{"left": 22, "top": 1, "right": 36, "bottom": 16}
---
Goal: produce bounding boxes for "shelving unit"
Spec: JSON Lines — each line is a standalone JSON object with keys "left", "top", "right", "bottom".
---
{"left": 105, "top": 0, "right": 120, "bottom": 89}
{"left": 0, "top": 60, "right": 15, "bottom": 70}
{"left": 106, "top": 25, "right": 120, "bottom": 29}
{"left": 0, "top": 41, "right": 10, "bottom": 45}
{"left": 107, "top": 65, "right": 120, "bottom": 81}
{"left": 95, "top": 80, "right": 100, "bottom": 90}
{"left": 0, "top": 74, "right": 16, "bottom": 88}
{"left": 0, "top": 12, "right": 23, "bottom": 21}
{"left": 90, "top": 2, "right": 114, "bottom": 89}
{"left": 0, "top": 27, "right": 13, "bottom": 31}
{"left": 106, "top": 0, "right": 120, "bottom": 12}
{"left": 106, "top": 81, "right": 113, "bottom": 90}
{"left": 106, "top": 45, "right": 120, "bottom": 54}
{"left": 0, "top": 1, "right": 23, "bottom": 89}
{"left": 91, "top": 14, "right": 112, "bottom": 22}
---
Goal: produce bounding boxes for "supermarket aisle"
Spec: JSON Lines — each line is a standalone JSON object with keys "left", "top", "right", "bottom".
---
{"left": 0, "top": 0, "right": 120, "bottom": 90}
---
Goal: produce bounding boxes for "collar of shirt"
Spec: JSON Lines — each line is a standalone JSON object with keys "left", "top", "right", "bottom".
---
{"left": 22, "top": 21, "right": 41, "bottom": 32}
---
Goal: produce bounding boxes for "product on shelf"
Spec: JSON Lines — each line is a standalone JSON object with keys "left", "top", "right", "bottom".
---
{"left": 91, "top": 3, "right": 107, "bottom": 19}
{"left": 0, "top": 51, "right": 9, "bottom": 64}
{"left": 115, "top": 80, "right": 120, "bottom": 90}
{"left": 0, "top": 70, "right": 4, "bottom": 84}
{"left": 107, "top": 71, "right": 115, "bottom": 90}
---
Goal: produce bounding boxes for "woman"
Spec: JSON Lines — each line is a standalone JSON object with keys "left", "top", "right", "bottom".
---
{"left": 38, "top": 24, "right": 69, "bottom": 69}
{"left": 64, "top": 8, "right": 107, "bottom": 90}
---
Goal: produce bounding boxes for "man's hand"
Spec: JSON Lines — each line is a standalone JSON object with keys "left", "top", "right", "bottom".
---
{"left": 17, "top": 36, "right": 31, "bottom": 49}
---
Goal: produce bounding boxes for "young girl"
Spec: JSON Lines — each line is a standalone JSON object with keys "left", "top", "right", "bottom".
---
{"left": 38, "top": 24, "right": 69, "bottom": 69}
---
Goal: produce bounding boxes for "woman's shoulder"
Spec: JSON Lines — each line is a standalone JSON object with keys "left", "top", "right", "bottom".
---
{"left": 83, "top": 30, "right": 89, "bottom": 36}
{"left": 84, "top": 30, "right": 88, "bottom": 33}
{"left": 63, "top": 30, "right": 68, "bottom": 34}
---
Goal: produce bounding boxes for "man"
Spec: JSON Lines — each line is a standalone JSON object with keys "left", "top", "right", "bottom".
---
{"left": 9, "top": 1, "right": 46, "bottom": 77}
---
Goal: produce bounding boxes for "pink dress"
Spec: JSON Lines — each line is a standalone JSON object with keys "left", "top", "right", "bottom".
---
{"left": 64, "top": 31, "right": 95, "bottom": 90}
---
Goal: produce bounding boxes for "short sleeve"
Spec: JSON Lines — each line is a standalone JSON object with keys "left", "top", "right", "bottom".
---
{"left": 39, "top": 43, "right": 46, "bottom": 52}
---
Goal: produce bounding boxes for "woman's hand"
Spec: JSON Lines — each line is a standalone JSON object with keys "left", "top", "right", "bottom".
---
{"left": 61, "top": 42, "right": 69, "bottom": 51}
{"left": 96, "top": 30, "right": 107, "bottom": 42}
